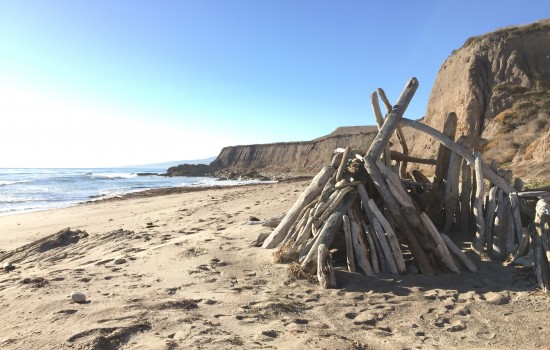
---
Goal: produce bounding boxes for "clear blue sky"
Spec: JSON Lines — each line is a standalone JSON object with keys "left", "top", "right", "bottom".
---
{"left": 1, "top": 1, "right": 548, "bottom": 167}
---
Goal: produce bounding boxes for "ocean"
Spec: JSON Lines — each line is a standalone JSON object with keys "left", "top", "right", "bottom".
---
{"left": 0, "top": 168, "right": 269, "bottom": 216}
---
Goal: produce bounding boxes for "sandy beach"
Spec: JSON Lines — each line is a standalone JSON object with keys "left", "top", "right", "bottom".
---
{"left": 1, "top": 180, "right": 549, "bottom": 350}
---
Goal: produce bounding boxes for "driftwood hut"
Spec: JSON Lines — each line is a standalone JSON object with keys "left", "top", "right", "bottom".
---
{"left": 258, "top": 78, "right": 550, "bottom": 292}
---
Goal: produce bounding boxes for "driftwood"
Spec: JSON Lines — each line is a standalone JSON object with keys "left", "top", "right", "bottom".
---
{"left": 317, "top": 244, "right": 337, "bottom": 289}
{"left": 443, "top": 136, "right": 466, "bottom": 233}
{"left": 400, "top": 118, "right": 517, "bottom": 194}
{"left": 533, "top": 199, "right": 550, "bottom": 291}
{"left": 263, "top": 166, "right": 335, "bottom": 248}
{"left": 485, "top": 186, "right": 498, "bottom": 258}
{"left": 349, "top": 212, "right": 375, "bottom": 275}
{"left": 441, "top": 234, "right": 478, "bottom": 272}
{"left": 367, "top": 78, "right": 419, "bottom": 159}
{"left": 342, "top": 215, "right": 356, "bottom": 272}
{"left": 459, "top": 157, "right": 472, "bottom": 233}
{"left": 426, "top": 112, "right": 457, "bottom": 222}
{"left": 472, "top": 152, "right": 486, "bottom": 253}
{"left": 390, "top": 151, "right": 436, "bottom": 165}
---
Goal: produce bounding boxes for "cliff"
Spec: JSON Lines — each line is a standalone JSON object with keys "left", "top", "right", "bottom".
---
{"left": 408, "top": 18, "right": 550, "bottom": 183}
{"left": 210, "top": 129, "right": 377, "bottom": 177}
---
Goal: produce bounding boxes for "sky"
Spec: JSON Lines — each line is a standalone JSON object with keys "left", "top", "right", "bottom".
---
{"left": 0, "top": 1, "right": 549, "bottom": 168}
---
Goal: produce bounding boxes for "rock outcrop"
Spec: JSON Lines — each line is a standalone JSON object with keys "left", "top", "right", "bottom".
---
{"left": 408, "top": 18, "right": 550, "bottom": 182}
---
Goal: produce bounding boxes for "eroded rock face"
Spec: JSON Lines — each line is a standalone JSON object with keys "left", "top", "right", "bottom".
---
{"left": 209, "top": 131, "right": 377, "bottom": 177}
{"left": 408, "top": 19, "right": 550, "bottom": 181}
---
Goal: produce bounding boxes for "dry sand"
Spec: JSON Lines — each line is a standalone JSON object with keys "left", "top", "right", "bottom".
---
{"left": 0, "top": 180, "right": 549, "bottom": 350}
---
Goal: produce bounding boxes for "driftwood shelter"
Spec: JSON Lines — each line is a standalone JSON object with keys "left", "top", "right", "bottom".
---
{"left": 258, "top": 78, "right": 550, "bottom": 292}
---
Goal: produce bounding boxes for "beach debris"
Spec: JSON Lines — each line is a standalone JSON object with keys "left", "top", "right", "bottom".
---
{"left": 3, "top": 261, "right": 15, "bottom": 271}
{"left": 257, "top": 77, "right": 548, "bottom": 290}
{"left": 70, "top": 291, "right": 87, "bottom": 303}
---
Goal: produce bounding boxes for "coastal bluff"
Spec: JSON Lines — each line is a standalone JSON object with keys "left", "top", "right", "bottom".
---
{"left": 407, "top": 18, "right": 550, "bottom": 181}
{"left": 167, "top": 126, "right": 377, "bottom": 178}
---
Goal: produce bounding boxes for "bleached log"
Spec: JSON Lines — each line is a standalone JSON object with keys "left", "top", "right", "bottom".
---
{"left": 535, "top": 199, "right": 550, "bottom": 261}
{"left": 367, "top": 78, "right": 419, "bottom": 159}
{"left": 459, "top": 157, "right": 472, "bottom": 233}
{"left": 301, "top": 193, "right": 356, "bottom": 272}
{"left": 353, "top": 210, "right": 380, "bottom": 274}
{"left": 518, "top": 191, "right": 550, "bottom": 199}
{"left": 349, "top": 213, "right": 375, "bottom": 276}
{"left": 263, "top": 166, "right": 336, "bottom": 248}
{"left": 443, "top": 136, "right": 466, "bottom": 233}
{"left": 390, "top": 151, "right": 436, "bottom": 165}
{"left": 317, "top": 244, "right": 337, "bottom": 289}
{"left": 493, "top": 189, "right": 507, "bottom": 259}
{"left": 375, "top": 87, "right": 410, "bottom": 178}
{"left": 505, "top": 200, "right": 516, "bottom": 255}
{"left": 362, "top": 159, "right": 435, "bottom": 275}
{"left": 367, "top": 200, "right": 407, "bottom": 273}
{"left": 356, "top": 184, "right": 399, "bottom": 274}
{"left": 509, "top": 192, "right": 523, "bottom": 247}
{"left": 441, "top": 234, "right": 478, "bottom": 272}
{"left": 400, "top": 118, "right": 517, "bottom": 194}
{"left": 342, "top": 215, "right": 356, "bottom": 272}
{"left": 426, "top": 112, "right": 457, "bottom": 221}
{"left": 485, "top": 186, "right": 498, "bottom": 258}
{"left": 472, "top": 152, "right": 486, "bottom": 254}
{"left": 371, "top": 92, "right": 392, "bottom": 166}
{"left": 376, "top": 160, "right": 422, "bottom": 226}
{"left": 512, "top": 227, "right": 530, "bottom": 261}
{"left": 336, "top": 146, "right": 351, "bottom": 182}
{"left": 314, "top": 187, "right": 355, "bottom": 227}
{"left": 367, "top": 223, "right": 387, "bottom": 273}
{"left": 420, "top": 213, "right": 461, "bottom": 273}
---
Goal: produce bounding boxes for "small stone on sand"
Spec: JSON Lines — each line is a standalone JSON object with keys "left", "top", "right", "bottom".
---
{"left": 113, "top": 257, "right": 127, "bottom": 265}
{"left": 70, "top": 291, "right": 87, "bottom": 303}
{"left": 3, "top": 262, "right": 15, "bottom": 271}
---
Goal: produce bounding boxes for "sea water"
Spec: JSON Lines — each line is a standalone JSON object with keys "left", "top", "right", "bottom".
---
{"left": 0, "top": 168, "right": 269, "bottom": 216}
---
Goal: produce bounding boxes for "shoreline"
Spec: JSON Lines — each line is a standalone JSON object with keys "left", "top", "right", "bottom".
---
{"left": 1, "top": 178, "right": 549, "bottom": 349}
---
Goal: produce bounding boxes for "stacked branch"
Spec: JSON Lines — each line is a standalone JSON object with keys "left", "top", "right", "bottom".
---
{"left": 259, "top": 78, "right": 478, "bottom": 288}
{"left": 258, "top": 77, "right": 548, "bottom": 291}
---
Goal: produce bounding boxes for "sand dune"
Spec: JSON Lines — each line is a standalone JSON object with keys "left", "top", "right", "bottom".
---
{"left": 1, "top": 180, "right": 549, "bottom": 349}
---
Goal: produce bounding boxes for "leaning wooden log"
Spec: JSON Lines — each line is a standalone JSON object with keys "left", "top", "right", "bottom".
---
{"left": 512, "top": 227, "right": 530, "bottom": 262}
{"left": 472, "top": 152, "right": 486, "bottom": 254}
{"left": 376, "top": 87, "right": 410, "bottom": 178}
{"left": 263, "top": 165, "right": 336, "bottom": 248}
{"left": 485, "top": 186, "right": 498, "bottom": 258}
{"left": 440, "top": 234, "right": 478, "bottom": 272}
{"left": 366, "top": 200, "right": 407, "bottom": 273}
{"left": 420, "top": 213, "right": 461, "bottom": 273}
{"left": 342, "top": 215, "right": 356, "bottom": 273}
{"left": 314, "top": 186, "right": 355, "bottom": 227}
{"left": 352, "top": 210, "right": 380, "bottom": 274}
{"left": 443, "top": 136, "right": 465, "bottom": 233}
{"left": 364, "top": 156, "right": 435, "bottom": 275}
{"left": 459, "top": 157, "right": 472, "bottom": 233}
{"left": 367, "top": 78, "right": 419, "bottom": 159}
{"left": 535, "top": 199, "right": 550, "bottom": 261}
{"left": 336, "top": 146, "right": 351, "bottom": 182}
{"left": 426, "top": 112, "right": 457, "bottom": 222}
{"left": 301, "top": 193, "right": 356, "bottom": 272}
{"left": 348, "top": 212, "right": 375, "bottom": 276}
{"left": 493, "top": 189, "right": 507, "bottom": 260}
{"left": 371, "top": 91, "right": 392, "bottom": 166}
{"left": 356, "top": 184, "right": 399, "bottom": 274}
{"left": 317, "top": 244, "right": 337, "bottom": 289}
{"left": 400, "top": 118, "right": 517, "bottom": 195}
{"left": 509, "top": 192, "right": 523, "bottom": 247}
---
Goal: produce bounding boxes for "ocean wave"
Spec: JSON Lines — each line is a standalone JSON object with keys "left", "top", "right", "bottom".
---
{"left": 0, "top": 180, "right": 31, "bottom": 186}
{"left": 88, "top": 173, "right": 138, "bottom": 180}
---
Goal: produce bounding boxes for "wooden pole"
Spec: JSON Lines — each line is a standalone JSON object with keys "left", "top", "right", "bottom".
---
{"left": 426, "top": 112, "right": 457, "bottom": 222}
{"left": 472, "top": 152, "right": 486, "bottom": 254}
{"left": 400, "top": 118, "right": 517, "bottom": 195}
{"left": 367, "top": 78, "right": 419, "bottom": 159}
